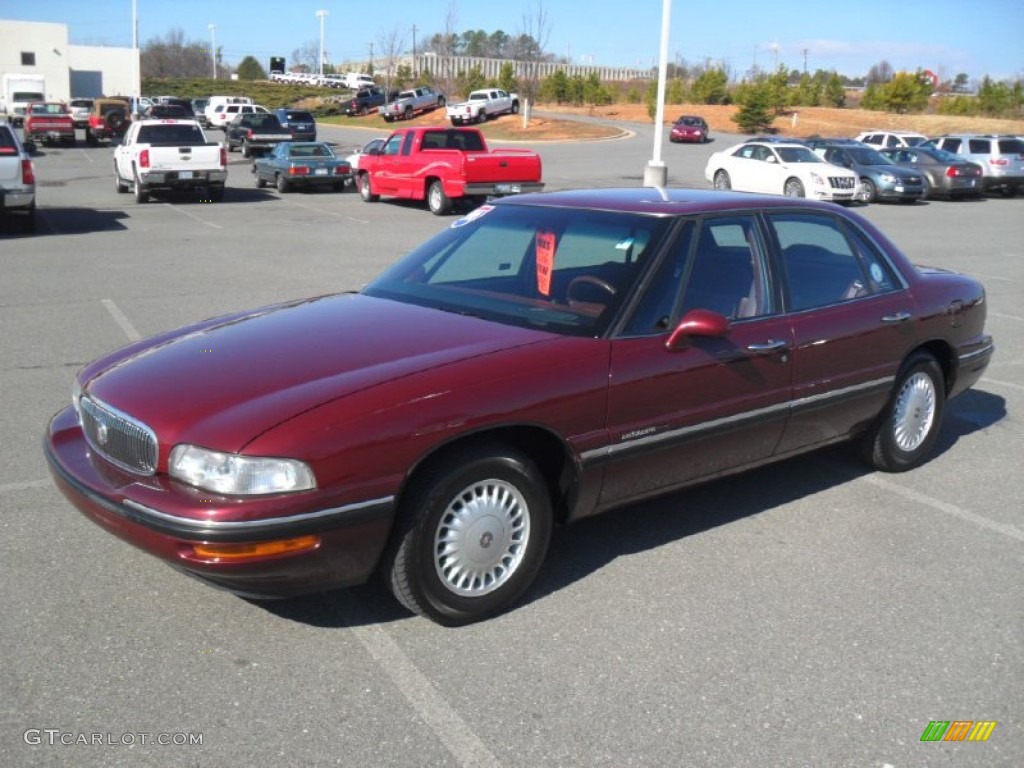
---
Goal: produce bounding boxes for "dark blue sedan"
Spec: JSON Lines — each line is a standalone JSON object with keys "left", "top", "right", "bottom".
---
{"left": 252, "top": 142, "right": 352, "bottom": 193}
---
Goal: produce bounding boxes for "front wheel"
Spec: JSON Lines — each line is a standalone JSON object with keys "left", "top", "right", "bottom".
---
{"left": 860, "top": 178, "right": 877, "bottom": 203}
{"left": 861, "top": 352, "right": 945, "bottom": 472}
{"left": 713, "top": 170, "right": 731, "bottom": 190}
{"left": 784, "top": 178, "right": 805, "bottom": 197}
{"left": 511, "top": 101, "right": 520, "bottom": 115}
{"left": 427, "top": 180, "right": 452, "bottom": 215}
{"left": 382, "top": 443, "right": 553, "bottom": 626}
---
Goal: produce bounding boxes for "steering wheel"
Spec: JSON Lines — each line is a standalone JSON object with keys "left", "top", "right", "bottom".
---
{"left": 566, "top": 275, "right": 617, "bottom": 305}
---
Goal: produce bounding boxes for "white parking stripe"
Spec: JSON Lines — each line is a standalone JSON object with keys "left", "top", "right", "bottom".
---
{"left": 990, "top": 311, "right": 1024, "bottom": 322}
{"left": 163, "top": 202, "right": 223, "bottom": 229}
{"left": 863, "top": 474, "right": 1024, "bottom": 543}
{"left": 0, "top": 480, "right": 51, "bottom": 494}
{"left": 351, "top": 624, "right": 501, "bottom": 768}
{"left": 982, "top": 376, "right": 1024, "bottom": 392}
{"left": 101, "top": 298, "right": 141, "bottom": 341}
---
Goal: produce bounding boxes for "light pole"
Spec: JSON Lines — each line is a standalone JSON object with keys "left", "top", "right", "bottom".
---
{"left": 208, "top": 24, "right": 217, "bottom": 79}
{"left": 131, "top": 0, "right": 140, "bottom": 116}
{"left": 643, "top": 0, "right": 672, "bottom": 188}
{"left": 316, "top": 10, "right": 328, "bottom": 76}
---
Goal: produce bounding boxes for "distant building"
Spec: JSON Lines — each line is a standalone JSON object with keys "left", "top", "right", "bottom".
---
{"left": 0, "top": 18, "right": 138, "bottom": 100}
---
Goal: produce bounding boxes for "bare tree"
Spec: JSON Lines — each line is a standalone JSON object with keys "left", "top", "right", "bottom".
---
{"left": 517, "top": 1, "right": 552, "bottom": 107}
{"left": 436, "top": 0, "right": 459, "bottom": 97}
{"left": 377, "top": 25, "right": 407, "bottom": 96}
{"left": 292, "top": 41, "right": 320, "bottom": 73}
{"left": 141, "top": 28, "right": 215, "bottom": 78}
{"left": 866, "top": 59, "right": 894, "bottom": 85}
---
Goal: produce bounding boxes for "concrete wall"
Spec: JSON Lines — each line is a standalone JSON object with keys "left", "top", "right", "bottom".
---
{"left": 1, "top": 19, "right": 137, "bottom": 101}
{"left": 0, "top": 20, "right": 71, "bottom": 101}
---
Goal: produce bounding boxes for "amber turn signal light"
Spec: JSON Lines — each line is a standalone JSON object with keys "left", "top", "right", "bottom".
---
{"left": 191, "top": 535, "right": 319, "bottom": 561}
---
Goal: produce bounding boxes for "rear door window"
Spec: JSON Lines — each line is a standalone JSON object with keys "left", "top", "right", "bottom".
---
{"left": 968, "top": 139, "right": 992, "bottom": 153}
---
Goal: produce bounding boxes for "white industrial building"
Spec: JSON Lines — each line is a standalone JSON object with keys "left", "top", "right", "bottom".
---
{"left": 0, "top": 18, "right": 138, "bottom": 101}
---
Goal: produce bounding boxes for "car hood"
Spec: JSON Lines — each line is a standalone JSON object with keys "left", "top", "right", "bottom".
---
{"left": 82, "top": 293, "right": 549, "bottom": 453}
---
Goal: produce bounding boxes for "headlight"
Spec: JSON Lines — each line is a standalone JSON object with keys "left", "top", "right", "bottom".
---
{"left": 169, "top": 444, "right": 316, "bottom": 495}
{"left": 72, "top": 378, "right": 83, "bottom": 416}
{"left": 879, "top": 174, "right": 897, "bottom": 183}
{"left": 810, "top": 172, "right": 825, "bottom": 185}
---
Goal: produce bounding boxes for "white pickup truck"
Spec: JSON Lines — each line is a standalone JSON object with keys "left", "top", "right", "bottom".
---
{"left": 445, "top": 89, "right": 520, "bottom": 125}
{"left": 114, "top": 120, "right": 228, "bottom": 203}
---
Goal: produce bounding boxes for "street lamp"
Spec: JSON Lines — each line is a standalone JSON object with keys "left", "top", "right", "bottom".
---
{"left": 316, "top": 10, "right": 328, "bottom": 77}
{"left": 209, "top": 24, "right": 217, "bottom": 79}
{"left": 643, "top": 0, "right": 672, "bottom": 188}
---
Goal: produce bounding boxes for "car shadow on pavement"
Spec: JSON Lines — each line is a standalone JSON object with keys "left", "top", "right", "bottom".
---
{"left": 258, "top": 388, "right": 1007, "bottom": 629}
{"left": 3, "top": 206, "right": 130, "bottom": 236}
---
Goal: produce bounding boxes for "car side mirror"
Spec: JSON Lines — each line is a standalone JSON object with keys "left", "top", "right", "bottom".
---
{"left": 765, "top": 155, "right": 777, "bottom": 163}
{"left": 665, "top": 309, "right": 731, "bottom": 351}
{"left": 367, "top": 148, "right": 381, "bottom": 156}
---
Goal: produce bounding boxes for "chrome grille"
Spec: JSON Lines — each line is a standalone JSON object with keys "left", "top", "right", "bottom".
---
{"left": 829, "top": 176, "right": 857, "bottom": 190}
{"left": 79, "top": 395, "right": 158, "bottom": 475}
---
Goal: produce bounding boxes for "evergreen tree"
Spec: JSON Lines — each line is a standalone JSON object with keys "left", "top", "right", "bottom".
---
{"left": 236, "top": 56, "right": 267, "bottom": 80}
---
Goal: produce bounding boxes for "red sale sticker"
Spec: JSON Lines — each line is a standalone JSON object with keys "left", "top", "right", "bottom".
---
{"left": 536, "top": 230, "right": 556, "bottom": 296}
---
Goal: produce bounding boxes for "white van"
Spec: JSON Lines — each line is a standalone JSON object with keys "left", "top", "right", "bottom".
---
{"left": 341, "top": 73, "right": 375, "bottom": 90}
{"left": 206, "top": 103, "right": 268, "bottom": 130}
{"left": 204, "top": 96, "right": 255, "bottom": 126}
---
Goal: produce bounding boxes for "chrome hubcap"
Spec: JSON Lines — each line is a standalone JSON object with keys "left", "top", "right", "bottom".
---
{"left": 892, "top": 372, "right": 936, "bottom": 452}
{"left": 434, "top": 479, "right": 530, "bottom": 597}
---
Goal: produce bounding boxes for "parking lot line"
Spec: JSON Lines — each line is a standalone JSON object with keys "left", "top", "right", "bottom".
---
{"left": 101, "top": 298, "right": 141, "bottom": 341}
{"left": 351, "top": 624, "right": 501, "bottom": 768}
{"left": 990, "top": 311, "right": 1024, "bottom": 323}
{"left": 862, "top": 474, "right": 1024, "bottom": 543}
{"left": 162, "top": 202, "right": 223, "bottom": 229}
{"left": 982, "top": 376, "right": 1024, "bottom": 392}
{"left": 0, "top": 480, "right": 51, "bottom": 494}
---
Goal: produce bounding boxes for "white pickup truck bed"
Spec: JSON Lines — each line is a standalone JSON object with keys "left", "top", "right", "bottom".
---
{"left": 113, "top": 120, "right": 227, "bottom": 203}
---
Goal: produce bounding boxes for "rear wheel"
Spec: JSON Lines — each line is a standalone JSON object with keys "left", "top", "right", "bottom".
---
{"left": 133, "top": 168, "right": 149, "bottom": 203}
{"left": 276, "top": 174, "right": 290, "bottom": 193}
{"left": 427, "top": 180, "right": 452, "bottom": 215}
{"left": 381, "top": 443, "right": 553, "bottom": 626}
{"left": 713, "top": 170, "right": 731, "bottom": 190}
{"left": 784, "top": 178, "right": 805, "bottom": 197}
{"left": 861, "top": 352, "right": 945, "bottom": 472}
{"left": 241, "top": 141, "right": 251, "bottom": 159}
{"left": 358, "top": 173, "right": 378, "bottom": 202}
{"left": 114, "top": 164, "right": 129, "bottom": 193}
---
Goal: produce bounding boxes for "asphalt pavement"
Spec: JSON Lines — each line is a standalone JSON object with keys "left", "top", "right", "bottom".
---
{"left": 1, "top": 118, "right": 1021, "bottom": 768}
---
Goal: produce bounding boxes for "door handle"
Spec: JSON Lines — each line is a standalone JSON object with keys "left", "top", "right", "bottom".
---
{"left": 881, "top": 311, "right": 912, "bottom": 324}
{"left": 746, "top": 339, "right": 789, "bottom": 354}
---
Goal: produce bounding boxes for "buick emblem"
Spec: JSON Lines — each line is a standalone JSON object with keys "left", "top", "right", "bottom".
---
{"left": 96, "top": 420, "right": 110, "bottom": 446}
{"left": 479, "top": 531, "right": 494, "bottom": 548}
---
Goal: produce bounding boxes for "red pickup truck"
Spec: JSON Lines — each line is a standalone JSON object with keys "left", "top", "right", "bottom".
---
{"left": 355, "top": 126, "right": 543, "bottom": 215}
{"left": 23, "top": 102, "right": 75, "bottom": 147}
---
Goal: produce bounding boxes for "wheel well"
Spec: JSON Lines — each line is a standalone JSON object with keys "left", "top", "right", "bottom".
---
{"left": 423, "top": 176, "right": 442, "bottom": 195}
{"left": 397, "top": 427, "right": 578, "bottom": 526}
{"left": 911, "top": 340, "right": 956, "bottom": 395}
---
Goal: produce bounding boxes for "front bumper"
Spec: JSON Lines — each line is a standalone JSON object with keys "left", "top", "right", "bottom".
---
{"left": 44, "top": 406, "right": 395, "bottom": 598}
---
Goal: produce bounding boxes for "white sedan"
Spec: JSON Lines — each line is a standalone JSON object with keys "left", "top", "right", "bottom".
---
{"left": 704, "top": 141, "right": 859, "bottom": 202}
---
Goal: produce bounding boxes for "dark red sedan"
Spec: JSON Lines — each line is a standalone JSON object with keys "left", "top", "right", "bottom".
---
{"left": 670, "top": 114, "right": 709, "bottom": 143}
{"left": 45, "top": 189, "right": 993, "bottom": 625}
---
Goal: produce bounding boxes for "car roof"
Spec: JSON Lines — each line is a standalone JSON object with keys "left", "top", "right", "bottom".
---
{"left": 495, "top": 187, "right": 845, "bottom": 217}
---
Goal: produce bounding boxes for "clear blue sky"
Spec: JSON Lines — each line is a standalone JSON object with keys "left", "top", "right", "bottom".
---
{"left": 2, "top": 0, "right": 1022, "bottom": 82}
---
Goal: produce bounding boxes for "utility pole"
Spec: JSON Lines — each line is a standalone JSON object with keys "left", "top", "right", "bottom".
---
{"left": 209, "top": 24, "right": 217, "bottom": 79}
{"left": 411, "top": 25, "right": 417, "bottom": 78}
{"left": 803, "top": 48, "right": 808, "bottom": 74}
{"left": 316, "top": 10, "right": 328, "bottom": 76}
{"left": 368, "top": 42, "right": 374, "bottom": 73}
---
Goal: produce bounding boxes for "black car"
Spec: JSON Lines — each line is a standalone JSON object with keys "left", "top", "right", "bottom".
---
{"left": 224, "top": 113, "right": 293, "bottom": 158}
{"left": 273, "top": 109, "right": 317, "bottom": 142}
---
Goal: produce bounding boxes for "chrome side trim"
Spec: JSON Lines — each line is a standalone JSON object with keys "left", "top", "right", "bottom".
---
{"left": 582, "top": 376, "right": 893, "bottom": 463}
{"left": 122, "top": 496, "right": 395, "bottom": 533}
{"left": 958, "top": 344, "right": 994, "bottom": 363}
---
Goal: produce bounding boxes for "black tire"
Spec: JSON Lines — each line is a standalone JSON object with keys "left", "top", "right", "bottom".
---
{"left": 105, "top": 110, "right": 126, "bottom": 133}
{"left": 241, "top": 141, "right": 251, "bottom": 159}
{"left": 382, "top": 443, "right": 553, "bottom": 625}
{"left": 920, "top": 176, "right": 932, "bottom": 200}
{"left": 511, "top": 100, "right": 520, "bottom": 115}
{"left": 133, "top": 168, "right": 149, "bottom": 203}
{"left": 227, "top": 140, "right": 236, "bottom": 153}
{"left": 860, "top": 178, "right": 877, "bottom": 203}
{"left": 358, "top": 173, "right": 378, "bottom": 202}
{"left": 861, "top": 352, "right": 945, "bottom": 472}
{"left": 784, "top": 177, "right": 805, "bottom": 197}
{"left": 999, "top": 185, "right": 1018, "bottom": 198}
{"left": 403, "top": 107, "right": 413, "bottom": 121}
{"left": 427, "top": 180, "right": 451, "bottom": 215}
{"left": 383, "top": 115, "right": 394, "bottom": 123}
{"left": 114, "top": 164, "right": 129, "bottom": 193}
{"left": 713, "top": 170, "right": 731, "bottom": 190}
{"left": 86, "top": 131, "right": 98, "bottom": 147}
{"left": 254, "top": 171, "right": 266, "bottom": 188}
{"left": 276, "top": 174, "right": 290, "bottom": 193}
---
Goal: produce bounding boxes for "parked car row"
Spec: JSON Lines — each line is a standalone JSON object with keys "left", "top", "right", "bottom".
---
{"left": 270, "top": 71, "right": 375, "bottom": 90}
{"left": 703, "top": 132, "right": 1023, "bottom": 202}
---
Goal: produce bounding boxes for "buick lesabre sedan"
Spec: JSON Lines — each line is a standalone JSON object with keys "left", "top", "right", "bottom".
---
{"left": 45, "top": 189, "right": 993, "bottom": 625}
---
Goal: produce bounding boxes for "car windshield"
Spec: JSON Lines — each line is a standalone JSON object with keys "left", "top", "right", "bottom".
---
{"left": 921, "top": 147, "right": 962, "bottom": 164}
{"left": 677, "top": 117, "right": 702, "bottom": 126}
{"left": 847, "top": 146, "right": 891, "bottom": 165}
{"left": 777, "top": 147, "right": 821, "bottom": 163}
{"left": 364, "top": 204, "right": 672, "bottom": 337}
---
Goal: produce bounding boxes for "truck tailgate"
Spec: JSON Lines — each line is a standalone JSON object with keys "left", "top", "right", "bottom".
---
{"left": 463, "top": 150, "right": 542, "bottom": 183}
{"left": 145, "top": 145, "right": 222, "bottom": 170}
